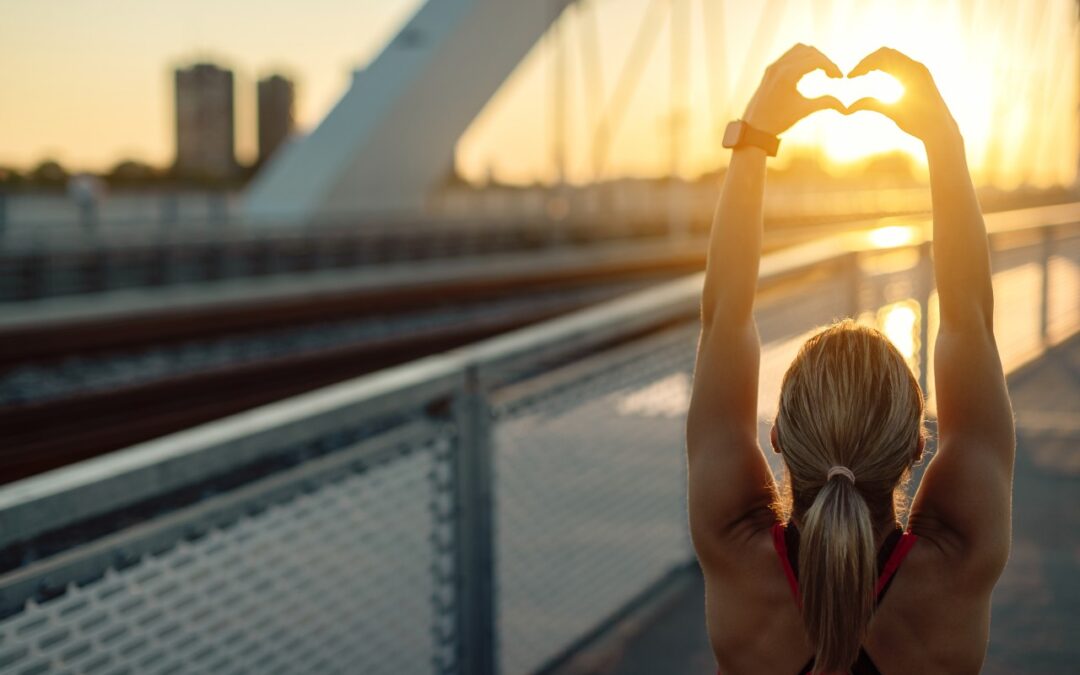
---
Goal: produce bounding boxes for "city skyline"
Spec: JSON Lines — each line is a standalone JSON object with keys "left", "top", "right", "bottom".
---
{"left": 257, "top": 74, "right": 296, "bottom": 165}
{"left": 0, "top": 0, "right": 418, "bottom": 174}
{"left": 174, "top": 63, "right": 237, "bottom": 179}
{"left": 2, "top": 0, "right": 1078, "bottom": 188}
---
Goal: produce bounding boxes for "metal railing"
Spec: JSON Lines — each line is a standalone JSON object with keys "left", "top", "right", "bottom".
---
{"left": 0, "top": 203, "right": 1076, "bottom": 674}
{"left": 2, "top": 192, "right": 1020, "bottom": 303}
{"left": 0, "top": 206, "right": 695, "bottom": 302}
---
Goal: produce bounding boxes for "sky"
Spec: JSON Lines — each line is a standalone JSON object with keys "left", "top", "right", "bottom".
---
{"left": 1, "top": 0, "right": 1077, "bottom": 188}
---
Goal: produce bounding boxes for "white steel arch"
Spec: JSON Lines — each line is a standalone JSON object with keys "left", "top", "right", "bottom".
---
{"left": 245, "top": 0, "right": 570, "bottom": 222}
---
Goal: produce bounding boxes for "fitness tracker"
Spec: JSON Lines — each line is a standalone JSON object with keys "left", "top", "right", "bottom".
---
{"left": 722, "top": 120, "right": 780, "bottom": 157}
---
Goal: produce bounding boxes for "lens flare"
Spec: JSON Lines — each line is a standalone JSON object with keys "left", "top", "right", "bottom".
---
{"left": 878, "top": 300, "right": 920, "bottom": 360}
{"left": 867, "top": 225, "right": 916, "bottom": 249}
{"left": 797, "top": 70, "right": 905, "bottom": 106}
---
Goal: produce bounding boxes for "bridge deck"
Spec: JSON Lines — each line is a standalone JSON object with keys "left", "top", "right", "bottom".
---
{"left": 603, "top": 336, "right": 1080, "bottom": 675}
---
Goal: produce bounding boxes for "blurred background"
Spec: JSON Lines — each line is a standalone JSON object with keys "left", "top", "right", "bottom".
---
{"left": 0, "top": 1, "right": 1077, "bottom": 674}
{"left": 2, "top": 0, "right": 1077, "bottom": 232}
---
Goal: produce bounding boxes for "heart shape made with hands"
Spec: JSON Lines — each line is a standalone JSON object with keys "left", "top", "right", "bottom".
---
{"left": 797, "top": 69, "right": 904, "bottom": 109}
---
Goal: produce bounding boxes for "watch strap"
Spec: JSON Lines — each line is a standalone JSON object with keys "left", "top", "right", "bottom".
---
{"left": 723, "top": 120, "right": 780, "bottom": 157}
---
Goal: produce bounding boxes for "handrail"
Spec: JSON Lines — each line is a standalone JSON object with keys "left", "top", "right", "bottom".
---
{"left": 0, "top": 419, "right": 442, "bottom": 617}
{"left": 0, "top": 354, "right": 464, "bottom": 549}
{"left": 0, "top": 202, "right": 1076, "bottom": 552}
{"left": 0, "top": 235, "right": 705, "bottom": 332}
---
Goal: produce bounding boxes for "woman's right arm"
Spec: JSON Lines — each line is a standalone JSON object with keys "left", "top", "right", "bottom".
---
{"left": 849, "top": 48, "right": 1015, "bottom": 584}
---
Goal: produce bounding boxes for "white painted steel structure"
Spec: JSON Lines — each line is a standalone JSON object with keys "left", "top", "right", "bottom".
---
{"left": 245, "top": 0, "right": 570, "bottom": 221}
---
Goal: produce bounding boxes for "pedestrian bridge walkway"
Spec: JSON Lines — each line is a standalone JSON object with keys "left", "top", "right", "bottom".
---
{"left": 0, "top": 204, "right": 1076, "bottom": 675}
{"left": 602, "top": 336, "right": 1080, "bottom": 675}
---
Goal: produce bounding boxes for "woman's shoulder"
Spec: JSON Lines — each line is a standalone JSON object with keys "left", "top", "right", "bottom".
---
{"left": 864, "top": 529, "right": 995, "bottom": 673}
{"left": 701, "top": 523, "right": 816, "bottom": 674}
{"left": 697, "top": 518, "right": 795, "bottom": 618}
{"left": 702, "top": 520, "right": 992, "bottom": 674}
{"left": 906, "top": 509, "right": 1011, "bottom": 593}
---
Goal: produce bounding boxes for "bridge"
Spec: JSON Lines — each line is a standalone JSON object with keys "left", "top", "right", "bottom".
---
{"left": 0, "top": 203, "right": 1075, "bottom": 674}
{"left": 2, "top": 0, "right": 1078, "bottom": 671}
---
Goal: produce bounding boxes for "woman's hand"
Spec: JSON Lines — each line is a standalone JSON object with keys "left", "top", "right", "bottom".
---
{"left": 742, "top": 44, "right": 845, "bottom": 136}
{"left": 847, "top": 47, "right": 959, "bottom": 150}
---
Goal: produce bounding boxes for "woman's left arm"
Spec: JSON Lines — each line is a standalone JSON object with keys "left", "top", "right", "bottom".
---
{"left": 687, "top": 44, "right": 844, "bottom": 563}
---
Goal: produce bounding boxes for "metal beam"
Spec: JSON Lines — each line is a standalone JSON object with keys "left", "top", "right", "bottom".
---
{"left": 245, "top": 0, "right": 572, "bottom": 221}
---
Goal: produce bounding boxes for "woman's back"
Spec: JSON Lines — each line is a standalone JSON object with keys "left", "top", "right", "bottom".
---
{"left": 687, "top": 44, "right": 1013, "bottom": 675}
{"left": 702, "top": 522, "right": 993, "bottom": 674}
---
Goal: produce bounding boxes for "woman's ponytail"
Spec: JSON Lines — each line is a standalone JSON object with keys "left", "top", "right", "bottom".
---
{"left": 798, "top": 474, "right": 877, "bottom": 673}
{"left": 776, "top": 321, "right": 927, "bottom": 672}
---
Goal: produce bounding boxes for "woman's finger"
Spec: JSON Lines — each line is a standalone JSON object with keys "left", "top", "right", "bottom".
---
{"left": 846, "top": 96, "right": 892, "bottom": 117}
{"left": 799, "top": 46, "right": 844, "bottom": 78}
{"left": 848, "top": 47, "right": 921, "bottom": 79}
{"left": 780, "top": 49, "right": 843, "bottom": 81}
{"left": 801, "top": 95, "right": 846, "bottom": 117}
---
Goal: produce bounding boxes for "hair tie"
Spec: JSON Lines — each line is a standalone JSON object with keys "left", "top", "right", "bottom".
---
{"left": 826, "top": 465, "right": 856, "bottom": 483}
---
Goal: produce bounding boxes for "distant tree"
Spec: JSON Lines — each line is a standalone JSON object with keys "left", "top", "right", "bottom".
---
{"left": 169, "top": 162, "right": 252, "bottom": 189}
{"left": 106, "top": 159, "right": 161, "bottom": 187}
{"left": 859, "top": 151, "right": 919, "bottom": 184}
{"left": 769, "top": 149, "right": 833, "bottom": 183}
{"left": 29, "top": 159, "right": 69, "bottom": 187}
{"left": 0, "top": 166, "right": 23, "bottom": 189}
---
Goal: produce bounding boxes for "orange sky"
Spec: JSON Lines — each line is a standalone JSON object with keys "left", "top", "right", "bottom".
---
{"left": 1, "top": 0, "right": 1077, "bottom": 188}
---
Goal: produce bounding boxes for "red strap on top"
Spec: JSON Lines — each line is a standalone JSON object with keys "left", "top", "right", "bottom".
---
{"left": 875, "top": 531, "right": 918, "bottom": 596}
{"left": 772, "top": 522, "right": 801, "bottom": 605}
{"left": 771, "top": 523, "right": 919, "bottom": 605}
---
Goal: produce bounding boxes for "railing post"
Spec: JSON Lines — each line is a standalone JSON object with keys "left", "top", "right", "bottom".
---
{"left": 844, "top": 250, "right": 861, "bottom": 319}
{"left": 915, "top": 241, "right": 934, "bottom": 396}
{"left": 1039, "top": 225, "right": 1053, "bottom": 347}
{"left": 159, "top": 192, "right": 179, "bottom": 230}
{"left": 452, "top": 365, "right": 497, "bottom": 675}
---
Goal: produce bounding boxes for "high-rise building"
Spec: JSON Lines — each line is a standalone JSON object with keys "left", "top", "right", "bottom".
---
{"left": 257, "top": 75, "right": 295, "bottom": 165}
{"left": 174, "top": 63, "right": 236, "bottom": 179}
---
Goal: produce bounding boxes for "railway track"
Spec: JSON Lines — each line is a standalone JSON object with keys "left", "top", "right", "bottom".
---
{"left": 0, "top": 242, "right": 708, "bottom": 482}
{"left": 0, "top": 221, "right": 913, "bottom": 482}
{"left": 0, "top": 295, "right": 620, "bottom": 482}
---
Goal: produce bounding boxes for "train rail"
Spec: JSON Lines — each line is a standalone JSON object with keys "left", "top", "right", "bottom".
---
{"left": 0, "top": 241, "right": 705, "bottom": 481}
{"left": 0, "top": 294, "right": 618, "bottom": 482}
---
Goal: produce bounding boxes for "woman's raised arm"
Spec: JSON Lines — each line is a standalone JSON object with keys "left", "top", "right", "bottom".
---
{"left": 849, "top": 48, "right": 1015, "bottom": 583}
{"left": 687, "top": 45, "right": 844, "bottom": 561}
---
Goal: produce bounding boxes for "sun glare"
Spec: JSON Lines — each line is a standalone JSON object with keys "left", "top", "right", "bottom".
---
{"left": 879, "top": 300, "right": 920, "bottom": 362}
{"left": 866, "top": 225, "right": 917, "bottom": 249}
{"left": 797, "top": 70, "right": 904, "bottom": 106}
{"left": 790, "top": 64, "right": 916, "bottom": 167}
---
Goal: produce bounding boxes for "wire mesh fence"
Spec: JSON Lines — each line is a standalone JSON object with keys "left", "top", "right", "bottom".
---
{"left": 0, "top": 424, "right": 457, "bottom": 675}
{"left": 490, "top": 325, "right": 699, "bottom": 674}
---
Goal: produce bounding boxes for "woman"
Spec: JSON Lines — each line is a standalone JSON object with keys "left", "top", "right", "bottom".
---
{"left": 687, "top": 45, "right": 1014, "bottom": 674}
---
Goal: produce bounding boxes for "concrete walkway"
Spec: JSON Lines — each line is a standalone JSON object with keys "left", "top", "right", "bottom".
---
{"left": 601, "top": 336, "right": 1080, "bottom": 675}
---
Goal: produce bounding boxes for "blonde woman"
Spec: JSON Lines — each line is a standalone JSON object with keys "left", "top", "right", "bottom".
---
{"left": 688, "top": 45, "right": 1014, "bottom": 674}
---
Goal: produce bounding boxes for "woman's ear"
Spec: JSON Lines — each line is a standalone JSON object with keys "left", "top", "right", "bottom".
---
{"left": 770, "top": 425, "right": 781, "bottom": 454}
{"left": 914, "top": 435, "right": 925, "bottom": 462}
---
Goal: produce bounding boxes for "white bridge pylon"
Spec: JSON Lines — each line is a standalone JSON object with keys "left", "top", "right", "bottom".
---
{"left": 245, "top": 0, "right": 571, "bottom": 222}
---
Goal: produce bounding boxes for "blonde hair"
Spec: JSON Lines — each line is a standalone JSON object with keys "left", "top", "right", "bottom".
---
{"left": 774, "top": 319, "right": 925, "bottom": 673}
